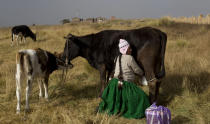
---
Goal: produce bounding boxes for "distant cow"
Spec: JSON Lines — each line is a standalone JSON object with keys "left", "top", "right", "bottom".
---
{"left": 62, "top": 27, "right": 167, "bottom": 103}
{"left": 11, "top": 25, "right": 36, "bottom": 46}
{"left": 15, "top": 48, "right": 73, "bottom": 113}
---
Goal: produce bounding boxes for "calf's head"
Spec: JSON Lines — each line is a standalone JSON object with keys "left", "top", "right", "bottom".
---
{"left": 54, "top": 51, "right": 73, "bottom": 70}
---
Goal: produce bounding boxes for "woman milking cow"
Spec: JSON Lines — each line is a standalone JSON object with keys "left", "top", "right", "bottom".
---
{"left": 62, "top": 27, "right": 167, "bottom": 118}
{"left": 97, "top": 39, "right": 150, "bottom": 118}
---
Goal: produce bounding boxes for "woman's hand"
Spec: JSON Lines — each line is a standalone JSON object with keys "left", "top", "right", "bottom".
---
{"left": 118, "top": 81, "right": 123, "bottom": 89}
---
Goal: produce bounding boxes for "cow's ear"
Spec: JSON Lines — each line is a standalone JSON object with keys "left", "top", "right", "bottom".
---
{"left": 54, "top": 51, "right": 63, "bottom": 58}
{"left": 54, "top": 52, "right": 58, "bottom": 57}
{"left": 64, "top": 33, "right": 74, "bottom": 39}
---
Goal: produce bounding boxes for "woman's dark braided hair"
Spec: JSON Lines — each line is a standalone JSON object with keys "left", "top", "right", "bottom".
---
{"left": 117, "top": 54, "right": 124, "bottom": 89}
{"left": 118, "top": 54, "right": 123, "bottom": 82}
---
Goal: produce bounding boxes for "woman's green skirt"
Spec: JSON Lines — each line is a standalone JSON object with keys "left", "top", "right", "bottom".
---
{"left": 98, "top": 78, "right": 150, "bottom": 119}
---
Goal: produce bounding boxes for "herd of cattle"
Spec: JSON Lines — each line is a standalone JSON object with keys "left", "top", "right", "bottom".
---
{"left": 11, "top": 25, "right": 167, "bottom": 114}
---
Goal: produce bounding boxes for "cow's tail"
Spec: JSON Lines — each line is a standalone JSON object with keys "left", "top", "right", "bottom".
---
{"left": 156, "top": 32, "right": 167, "bottom": 79}
{"left": 16, "top": 51, "right": 25, "bottom": 100}
{"left": 16, "top": 51, "right": 25, "bottom": 77}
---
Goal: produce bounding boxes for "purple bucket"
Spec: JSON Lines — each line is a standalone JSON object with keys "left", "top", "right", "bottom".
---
{"left": 145, "top": 102, "right": 171, "bottom": 124}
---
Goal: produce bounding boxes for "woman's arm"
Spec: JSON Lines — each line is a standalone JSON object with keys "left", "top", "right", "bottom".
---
{"left": 129, "top": 56, "right": 144, "bottom": 76}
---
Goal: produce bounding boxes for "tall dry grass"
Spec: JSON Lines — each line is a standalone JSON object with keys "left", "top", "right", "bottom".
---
{"left": 165, "top": 14, "right": 210, "bottom": 24}
{"left": 0, "top": 19, "right": 209, "bottom": 124}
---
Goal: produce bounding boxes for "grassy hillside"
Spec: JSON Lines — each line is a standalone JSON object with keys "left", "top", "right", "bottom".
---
{"left": 0, "top": 19, "right": 209, "bottom": 124}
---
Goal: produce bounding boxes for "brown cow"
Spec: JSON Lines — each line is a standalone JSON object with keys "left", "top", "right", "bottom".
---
{"left": 62, "top": 27, "right": 167, "bottom": 104}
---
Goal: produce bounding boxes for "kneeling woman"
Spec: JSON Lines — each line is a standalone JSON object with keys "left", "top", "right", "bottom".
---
{"left": 98, "top": 39, "right": 150, "bottom": 119}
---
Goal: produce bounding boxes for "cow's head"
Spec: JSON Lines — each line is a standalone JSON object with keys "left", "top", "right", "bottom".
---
{"left": 32, "top": 33, "right": 36, "bottom": 41}
{"left": 62, "top": 33, "right": 81, "bottom": 66}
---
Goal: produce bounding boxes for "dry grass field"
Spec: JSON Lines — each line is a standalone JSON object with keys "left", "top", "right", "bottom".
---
{"left": 0, "top": 18, "right": 209, "bottom": 124}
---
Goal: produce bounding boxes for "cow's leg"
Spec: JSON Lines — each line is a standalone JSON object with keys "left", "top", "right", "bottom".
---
{"left": 146, "top": 79, "right": 161, "bottom": 104}
{"left": 25, "top": 76, "right": 33, "bottom": 112}
{"left": 153, "top": 57, "right": 162, "bottom": 104}
{"left": 11, "top": 34, "right": 14, "bottom": 46}
{"left": 43, "top": 75, "right": 49, "bottom": 100}
{"left": 143, "top": 65, "right": 157, "bottom": 103}
{"left": 20, "top": 35, "right": 22, "bottom": 44}
{"left": 20, "top": 36, "right": 24, "bottom": 44}
{"left": 15, "top": 35, "right": 19, "bottom": 46}
{"left": 146, "top": 73, "right": 159, "bottom": 104}
{"left": 155, "top": 80, "right": 161, "bottom": 104}
{"left": 137, "top": 43, "right": 160, "bottom": 104}
{"left": 38, "top": 79, "right": 43, "bottom": 98}
{"left": 17, "top": 35, "right": 21, "bottom": 46}
{"left": 18, "top": 33, "right": 24, "bottom": 44}
{"left": 23, "top": 37, "right": 26, "bottom": 44}
{"left": 15, "top": 65, "right": 22, "bottom": 114}
{"left": 148, "top": 79, "right": 157, "bottom": 103}
{"left": 98, "top": 64, "right": 106, "bottom": 97}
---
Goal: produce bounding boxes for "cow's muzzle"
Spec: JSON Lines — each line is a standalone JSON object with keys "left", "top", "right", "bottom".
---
{"left": 57, "top": 58, "right": 73, "bottom": 70}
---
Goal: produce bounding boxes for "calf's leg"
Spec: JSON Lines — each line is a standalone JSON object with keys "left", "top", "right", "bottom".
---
{"left": 15, "top": 70, "right": 21, "bottom": 114}
{"left": 38, "top": 79, "right": 43, "bottom": 98}
{"left": 25, "top": 77, "right": 33, "bottom": 112}
{"left": 43, "top": 75, "right": 49, "bottom": 100}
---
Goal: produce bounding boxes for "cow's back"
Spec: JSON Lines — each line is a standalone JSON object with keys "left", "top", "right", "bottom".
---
{"left": 12, "top": 25, "right": 32, "bottom": 36}
{"left": 18, "top": 49, "right": 45, "bottom": 77}
{"left": 90, "top": 27, "right": 166, "bottom": 72}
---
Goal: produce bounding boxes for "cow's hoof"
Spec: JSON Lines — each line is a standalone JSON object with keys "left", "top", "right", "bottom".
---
{"left": 39, "top": 96, "right": 44, "bottom": 99}
{"left": 94, "top": 106, "right": 99, "bottom": 114}
{"left": 98, "top": 92, "right": 103, "bottom": 98}
{"left": 16, "top": 110, "right": 20, "bottom": 114}
{"left": 45, "top": 98, "right": 49, "bottom": 102}
{"left": 25, "top": 109, "right": 31, "bottom": 114}
{"left": 67, "top": 64, "right": 73, "bottom": 69}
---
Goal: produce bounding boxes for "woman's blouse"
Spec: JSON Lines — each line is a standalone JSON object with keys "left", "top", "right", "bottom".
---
{"left": 114, "top": 55, "right": 143, "bottom": 82}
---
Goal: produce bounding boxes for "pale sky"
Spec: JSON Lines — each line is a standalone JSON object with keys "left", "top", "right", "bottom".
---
{"left": 0, "top": 0, "right": 210, "bottom": 27}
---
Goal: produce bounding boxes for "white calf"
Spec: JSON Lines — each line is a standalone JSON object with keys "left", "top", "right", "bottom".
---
{"left": 15, "top": 48, "right": 72, "bottom": 113}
